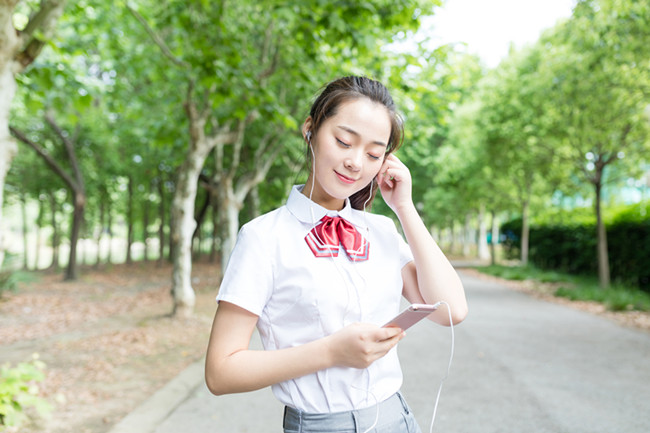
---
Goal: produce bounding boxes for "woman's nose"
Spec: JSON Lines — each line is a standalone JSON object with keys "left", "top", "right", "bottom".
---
{"left": 344, "top": 150, "right": 363, "bottom": 171}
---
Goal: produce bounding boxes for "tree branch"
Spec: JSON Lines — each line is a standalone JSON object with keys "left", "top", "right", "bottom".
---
{"left": 258, "top": 22, "right": 280, "bottom": 83}
{"left": 14, "top": 0, "right": 66, "bottom": 69}
{"left": 125, "top": 3, "right": 190, "bottom": 69}
{"left": 9, "top": 125, "right": 77, "bottom": 191}
{"left": 226, "top": 111, "right": 259, "bottom": 179}
{"left": 235, "top": 133, "right": 282, "bottom": 203}
{"left": 44, "top": 110, "right": 84, "bottom": 193}
{"left": 184, "top": 80, "right": 206, "bottom": 147}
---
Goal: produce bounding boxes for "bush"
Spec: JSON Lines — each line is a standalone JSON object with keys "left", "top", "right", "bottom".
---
{"left": 501, "top": 204, "right": 650, "bottom": 293}
{"left": 0, "top": 355, "right": 52, "bottom": 428}
{"left": 0, "top": 254, "right": 34, "bottom": 298}
{"left": 0, "top": 255, "right": 19, "bottom": 298}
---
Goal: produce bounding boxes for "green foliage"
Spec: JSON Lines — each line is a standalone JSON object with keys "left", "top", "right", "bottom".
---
{"left": 438, "top": 0, "right": 650, "bottom": 282}
{"left": 501, "top": 203, "right": 650, "bottom": 292}
{"left": 538, "top": 0, "right": 650, "bottom": 187}
{"left": 0, "top": 269, "right": 19, "bottom": 297}
{"left": 532, "top": 205, "right": 597, "bottom": 226}
{"left": 0, "top": 255, "right": 34, "bottom": 297}
{"left": 0, "top": 270, "right": 34, "bottom": 297}
{"left": 398, "top": 50, "right": 486, "bottom": 226}
{"left": 611, "top": 201, "right": 650, "bottom": 224}
{"left": 0, "top": 356, "right": 52, "bottom": 428}
{"left": 513, "top": 200, "right": 650, "bottom": 227}
{"left": 5, "top": 0, "right": 649, "bottom": 279}
{"left": 477, "top": 43, "right": 564, "bottom": 213}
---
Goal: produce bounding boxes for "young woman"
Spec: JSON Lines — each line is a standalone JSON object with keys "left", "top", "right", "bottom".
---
{"left": 205, "top": 76, "right": 468, "bottom": 433}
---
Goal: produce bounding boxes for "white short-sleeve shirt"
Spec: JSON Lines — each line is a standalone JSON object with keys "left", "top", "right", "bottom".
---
{"left": 216, "top": 185, "right": 413, "bottom": 413}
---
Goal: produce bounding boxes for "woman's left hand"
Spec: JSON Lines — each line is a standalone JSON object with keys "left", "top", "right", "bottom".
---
{"left": 377, "top": 154, "right": 413, "bottom": 214}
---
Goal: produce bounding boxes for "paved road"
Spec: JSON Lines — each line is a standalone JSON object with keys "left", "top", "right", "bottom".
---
{"left": 110, "top": 270, "right": 650, "bottom": 433}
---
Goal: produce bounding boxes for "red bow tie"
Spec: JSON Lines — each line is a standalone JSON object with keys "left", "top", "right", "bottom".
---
{"left": 305, "top": 216, "right": 369, "bottom": 262}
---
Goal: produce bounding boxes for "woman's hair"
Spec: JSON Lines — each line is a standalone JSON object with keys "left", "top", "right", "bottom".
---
{"left": 306, "top": 76, "right": 404, "bottom": 210}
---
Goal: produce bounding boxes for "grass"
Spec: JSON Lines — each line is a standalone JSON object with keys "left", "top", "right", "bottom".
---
{"left": 476, "top": 264, "right": 650, "bottom": 312}
{"left": 555, "top": 284, "right": 650, "bottom": 312}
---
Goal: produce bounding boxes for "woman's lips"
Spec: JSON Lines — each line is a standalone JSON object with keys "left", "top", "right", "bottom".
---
{"left": 335, "top": 171, "right": 356, "bottom": 184}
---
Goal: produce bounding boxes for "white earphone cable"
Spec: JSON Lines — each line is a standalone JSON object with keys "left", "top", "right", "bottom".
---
{"left": 429, "top": 300, "right": 455, "bottom": 433}
{"left": 308, "top": 137, "right": 317, "bottom": 225}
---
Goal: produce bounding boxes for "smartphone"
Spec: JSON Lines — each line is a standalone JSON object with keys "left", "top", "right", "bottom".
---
{"left": 383, "top": 303, "right": 439, "bottom": 330}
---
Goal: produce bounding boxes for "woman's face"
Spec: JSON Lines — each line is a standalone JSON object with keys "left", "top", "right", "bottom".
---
{"left": 304, "top": 98, "right": 391, "bottom": 210}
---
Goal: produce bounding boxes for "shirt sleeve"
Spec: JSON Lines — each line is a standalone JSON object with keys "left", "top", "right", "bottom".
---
{"left": 216, "top": 223, "right": 274, "bottom": 317}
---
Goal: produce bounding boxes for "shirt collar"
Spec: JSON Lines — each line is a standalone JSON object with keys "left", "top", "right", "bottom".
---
{"left": 287, "top": 185, "right": 365, "bottom": 228}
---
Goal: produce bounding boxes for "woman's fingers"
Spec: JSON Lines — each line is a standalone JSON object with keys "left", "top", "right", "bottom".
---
{"left": 328, "top": 323, "right": 405, "bottom": 369}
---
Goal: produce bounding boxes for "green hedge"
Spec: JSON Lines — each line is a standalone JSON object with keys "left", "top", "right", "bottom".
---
{"left": 501, "top": 217, "right": 650, "bottom": 292}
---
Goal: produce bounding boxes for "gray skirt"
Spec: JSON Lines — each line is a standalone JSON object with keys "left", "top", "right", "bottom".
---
{"left": 282, "top": 392, "right": 423, "bottom": 433}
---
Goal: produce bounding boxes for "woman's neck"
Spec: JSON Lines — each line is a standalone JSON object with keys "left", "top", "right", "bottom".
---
{"left": 302, "top": 178, "right": 345, "bottom": 211}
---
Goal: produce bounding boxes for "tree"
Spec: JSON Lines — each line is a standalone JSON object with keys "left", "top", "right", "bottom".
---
{"left": 0, "top": 0, "right": 66, "bottom": 267}
{"left": 440, "top": 100, "right": 493, "bottom": 259}
{"left": 10, "top": 112, "right": 87, "bottom": 280}
{"left": 8, "top": 0, "right": 121, "bottom": 279}
{"left": 398, "top": 50, "right": 484, "bottom": 228}
{"left": 540, "top": 0, "right": 650, "bottom": 286}
{"left": 476, "top": 44, "right": 566, "bottom": 265}
{"left": 125, "top": 0, "right": 435, "bottom": 317}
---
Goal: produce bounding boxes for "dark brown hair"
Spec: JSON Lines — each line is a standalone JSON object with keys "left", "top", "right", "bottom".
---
{"left": 306, "top": 76, "right": 404, "bottom": 210}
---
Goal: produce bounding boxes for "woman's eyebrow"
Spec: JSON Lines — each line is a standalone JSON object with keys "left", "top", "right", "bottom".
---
{"left": 336, "top": 125, "right": 387, "bottom": 147}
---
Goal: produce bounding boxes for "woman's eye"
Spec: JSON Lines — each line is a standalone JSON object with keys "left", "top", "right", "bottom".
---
{"left": 336, "top": 138, "right": 350, "bottom": 148}
{"left": 368, "top": 154, "right": 381, "bottom": 160}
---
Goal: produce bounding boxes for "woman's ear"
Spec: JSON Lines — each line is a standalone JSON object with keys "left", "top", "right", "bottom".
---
{"left": 302, "top": 118, "right": 313, "bottom": 142}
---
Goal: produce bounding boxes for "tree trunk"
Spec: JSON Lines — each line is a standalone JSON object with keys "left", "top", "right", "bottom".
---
{"left": 220, "top": 189, "right": 243, "bottom": 274}
{"left": 448, "top": 220, "right": 456, "bottom": 256}
{"left": 20, "top": 193, "right": 28, "bottom": 269}
{"left": 35, "top": 197, "right": 44, "bottom": 269}
{"left": 126, "top": 176, "right": 133, "bottom": 264}
{"left": 212, "top": 126, "right": 280, "bottom": 275}
{"left": 462, "top": 213, "right": 471, "bottom": 257}
{"left": 170, "top": 83, "right": 245, "bottom": 316}
{"left": 0, "top": 62, "right": 19, "bottom": 268}
{"left": 192, "top": 187, "right": 210, "bottom": 260}
{"left": 520, "top": 200, "right": 530, "bottom": 266}
{"left": 193, "top": 224, "right": 202, "bottom": 260}
{"left": 143, "top": 183, "right": 151, "bottom": 262}
{"left": 209, "top": 191, "right": 219, "bottom": 264}
{"left": 79, "top": 218, "right": 86, "bottom": 267}
{"left": 477, "top": 203, "right": 489, "bottom": 260}
{"left": 49, "top": 191, "right": 60, "bottom": 269}
{"left": 95, "top": 198, "right": 104, "bottom": 268}
{"left": 107, "top": 201, "right": 113, "bottom": 264}
{"left": 490, "top": 210, "right": 499, "bottom": 266}
{"left": 248, "top": 185, "right": 261, "bottom": 220}
{"left": 65, "top": 191, "right": 85, "bottom": 281}
{"left": 157, "top": 174, "right": 166, "bottom": 266}
{"left": 171, "top": 153, "right": 206, "bottom": 318}
{"left": 595, "top": 180, "right": 610, "bottom": 288}
{"left": 168, "top": 178, "right": 175, "bottom": 265}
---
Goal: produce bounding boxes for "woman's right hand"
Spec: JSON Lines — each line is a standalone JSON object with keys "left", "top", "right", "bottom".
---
{"left": 325, "top": 323, "right": 405, "bottom": 369}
